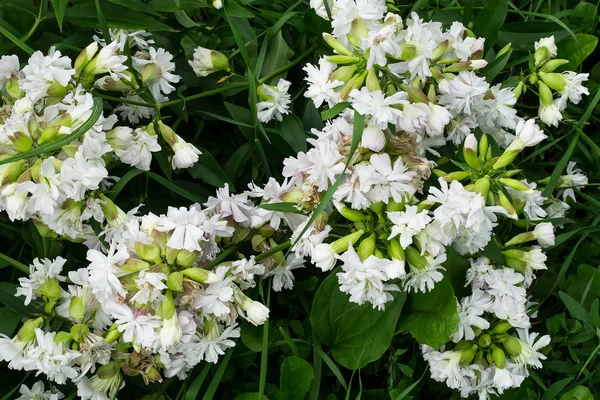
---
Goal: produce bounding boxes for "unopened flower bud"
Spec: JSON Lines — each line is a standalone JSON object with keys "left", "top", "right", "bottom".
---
{"left": 6, "top": 76, "right": 21, "bottom": 98}
{"left": 237, "top": 291, "right": 269, "bottom": 326}
{"left": 432, "top": 40, "right": 449, "bottom": 61}
{"left": 69, "top": 296, "right": 85, "bottom": 321}
{"left": 104, "top": 327, "right": 122, "bottom": 343}
{"left": 75, "top": 42, "right": 99, "bottom": 78}
{"left": 95, "top": 75, "right": 132, "bottom": 91}
{"left": 189, "top": 47, "right": 230, "bottom": 77}
{"left": 357, "top": 234, "right": 376, "bottom": 261}
{"left": 54, "top": 331, "right": 73, "bottom": 343}
{"left": 478, "top": 334, "right": 492, "bottom": 348}
{"left": 135, "top": 242, "right": 162, "bottom": 265}
{"left": 538, "top": 81, "right": 554, "bottom": 107}
{"left": 540, "top": 59, "right": 569, "bottom": 72}
{"left": 176, "top": 249, "right": 199, "bottom": 267}
{"left": 334, "top": 201, "right": 370, "bottom": 222}
{"left": 40, "top": 279, "right": 62, "bottom": 303}
{"left": 351, "top": 18, "right": 368, "bottom": 39}
{"left": 492, "top": 345, "right": 507, "bottom": 368}
{"left": 443, "top": 171, "right": 472, "bottom": 182}
{"left": 539, "top": 71, "right": 566, "bottom": 92}
{"left": 490, "top": 321, "right": 512, "bottom": 334}
{"left": 166, "top": 271, "right": 183, "bottom": 292}
{"left": 346, "top": 34, "right": 360, "bottom": 48}
{"left": 366, "top": 67, "right": 380, "bottom": 91}
{"left": 322, "top": 33, "right": 353, "bottom": 56}
{"left": 17, "top": 317, "right": 43, "bottom": 342}
{"left": 157, "top": 121, "right": 177, "bottom": 146}
{"left": 181, "top": 267, "right": 220, "bottom": 284}
{"left": 499, "top": 178, "right": 534, "bottom": 194}
{"left": 463, "top": 134, "right": 480, "bottom": 170}
{"left": 459, "top": 345, "right": 478, "bottom": 365}
{"left": 512, "top": 81, "right": 525, "bottom": 100}
{"left": 502, "top": 337, "right": 522, "bottom": 357}
{"left": 326, "top": 55, "right": 361, "bottom": 65}
{"left": 330, "top": 229, "right": 364, "bottom": 254}
{"left": 406, "top": 246, "right": 428, "bottom": 270}
{"left": 387, "top": 238, "right": 405, "bottom": 262}
{"left": 469, "top": 176, "right": 490, "bottom": 198}
{"left": 497, "top": 190, "right": 518, "bottom": 220}
{"left": 329, "top": 65, "right": 357, "bottom": 82}
{"left": 9, "top": 131, "right": 33, "bottom": 152}
{"left": 497, "top": 43, "right": 512, "bottom": 58}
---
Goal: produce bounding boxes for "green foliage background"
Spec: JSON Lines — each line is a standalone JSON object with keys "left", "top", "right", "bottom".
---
{"left": 1, "top": 0, "right": 599, "bottom": 399}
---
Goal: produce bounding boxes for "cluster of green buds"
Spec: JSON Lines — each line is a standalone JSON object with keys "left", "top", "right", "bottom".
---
{"left": 454, "top": 321, "right": 523, "bottom": 370}
{"left": 436, "top": 133, "right": 541, "bottom": 220}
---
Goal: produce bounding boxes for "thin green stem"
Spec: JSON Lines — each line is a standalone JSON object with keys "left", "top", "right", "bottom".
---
{"left": 0, "top": 252, "right": 30, "bottom": 274}
{"left": 160, "top": 44, "right": 318, "bottom": 109}
{"left": 20, "top": 0, "right": 44, "bottom": 43}
{"left": 205, "top": 244, "right": 239, "bottom": 269}
{"left": 94, "top": 93, "right": 158, "bottom": 109}
{"left": 258, "top": 279, "right": 271, "bottom": 399}
{"left": 255, "top": 240, "right": 292, "bottom": 262}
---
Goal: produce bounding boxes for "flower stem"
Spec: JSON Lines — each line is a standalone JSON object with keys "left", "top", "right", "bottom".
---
{"left": 20, "top": 1, "right": 44, "bottom": 43}
{"left": 258, "top": 279, "right": 271, "bottom": 399}
{"left": 160, "top": 44, "right": 318, "bottom": 109}
{"left": 205, "top": 244, "right": 239, "bottom": 269}
{"left": 255, "top": 240, "right": 292, "bottom": 262}
{"left": 0, "top": 252, "right": 29, "bottom": 274}
{"left": 94, "top": 93, "right": 158, "bottom": 109}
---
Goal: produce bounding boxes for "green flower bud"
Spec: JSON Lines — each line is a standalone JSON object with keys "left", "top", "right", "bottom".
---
{"left": 512, "top": 81, "right": 525, "bottom": 100}
{"left": 539, "top": 71, "right": 566, "bottom": 92}
{"left": 470, "top": 176, "right": 490, "bottom": 198}
{"left": 533, "top": 46, "right": 549, "bottom": 67}
{"left": 9, "top": 131, "right": 33, "bottom": 152}
{"left": 69, "top": 296, "right": 85, "bottom": 321}
{"left": 176, "top": 249, "right": 199, "bottom": 268}
{"left": 463, "top": 134, "right": 480, "bottom": 170}
{"left": 160, "top": 290, "right": 175, "bottom": 319}
{"left": 70, "top": 323, "right": 90, "bottom": 342}
{"left": 40, "top": 279, "right": 62, "bottom": 303}
{"left": 357, "top": 234, "right": 376, "bottom": 261}
{"left": 490, "top": 321, "right": 512, "bottom": 334}
{"left": 6, "top": 76, "right": 21, "bottom": 98}
{"left": 399, "top": 84, "right": 428, "bottom": 104}
{"left": 492, "top": 345, "right": 507, "bottom": 368}
{"left": 432, "top": 169, "right": 447, "bottom": 178}
{"left": 322, "top": 33, "right": 353, "bottom": 56}
{"left": 502, "top": 337, "right": 522, "bottom": 357}
{"left": 181, "top": 267, "right": 219, "bottom": 284}
{"left": 330, "top": 229, "right": 365, "bottom": 254}
{"left": 459, "top": 345, "right": 478, "bottom": 366}
{"left": 366, "top": 67, "right": 380, "bottom": 91}
{"left": 346, "top": 34, "right": 360, "bottom": 49}
{"left": 537, "top": 81, "right": 554, "bottom": 106}
{"left": 0, "top": 159, "right": 26, "bottom": 185}
{"left": 387, "top": 238, "right": 405, "bottom": 261}
{"left": 95, "top": 75, "right": 132, "bottom": 91}
{"left": 540, "top": 59, "right": 569, "bottom": 73}
{"left": 334, "top": 201, "right": 370, "bottom": 222}
{"left": 120, "top": 258, "right": 151, "bottom": 274}
{"left": 98, "top": 360, "right": 122, "bottom": 379}
{"left": 135, "top": 242, "right": 163, "bottom": 265}
{"left": 432, "top": 40, "right": 449, "bottom": 61}
{"left": 497, "top": 43, "right": 512, "bottom": 58}
{"left": 478, "top": 334, "right": 492, "bottom": 348}
{"left": 17, "top": 317, "right": 44, "bottom": 342}
{"left": 326, "top": 55, "right": 361, "bottom": 65}
{"left": 386, "top": 198, "right": 405, "bottom": 213}
{"left": 499, "top": 178, "right": 534, "bottom": 194}
{"left": 54, "top": 331, "right": 73, "bottom": 343}
{"left": 166, "top": 271, "right": 184, "bottom": 292}
{"left": 397, "top": 44, "right": 417, "bottom": 60}
{"left": 329, "top": 65, "right": 357, "bottom": 83}
{"left": 351, "top": 18, "right": 368, "bottom": 39}
{"left": 443, "top": 171, "right": 472, "bottom": 182}
{"left": 139, "top": 63, "right": 158, "bottom": 85}
{"left": 74, "top": 42, "right": 99, "bottom": 78}
{"left": 405, "top": 246, "right": 428, "bottom": 270}
{"left": 497, "top": 190, "right": 518, "bottom": 220}
{"left": 503, "top": 231, "right": 535, "bottom": 248}
{"left": 157, "top": 121, "right": 178, "bottom": 146}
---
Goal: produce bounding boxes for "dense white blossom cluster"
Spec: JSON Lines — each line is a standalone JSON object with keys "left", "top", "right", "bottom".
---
{"left": 0, "top": 2, "right": 591, "bottom": 398}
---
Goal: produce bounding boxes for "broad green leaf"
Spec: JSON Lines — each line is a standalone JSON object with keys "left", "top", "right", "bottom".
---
{"left": 147, "top": 172, "right": 205, "bottom": 203}
{"left": 442, "top": 247, "right": 470, "bottom": 299}
{"left": 174, "top": 10, "right": 200, "bottom": 27}
{"left": 260, "top": 30, "right": 294, "bottom": 85}
{"left": 108, "top": 169, "right": 145, "bottom": 201}
{"left": 22, "top": 221, "right": 64, "bottom": 259}
{"left": 277, "top": 115, "right": 307, "bottom": 154}
{"left": 280, "top": 356, "right": 315, "bottom": 400}
{"left": 0, "top": 282, "right": 44, "bottom": 317}
{"left": 222, "top": 0, "right": 254, "bottom": 18}
{"left": 321, "top": 102, "right": 350, "bottom": 121}
{"left": 398, "top": 280, "right": 459, "bottom": 348}
{"left": 472, "top": 0, "right": 507, "bottom": 40}
{"left": 51, "top": 0, "right": 69, "bottom": 31}
{"left": 234, "top": 394, "right": 269, "bottom": 400}
{"left": 189, "top": 148, "right": 235, "bottom": 189}
{"left": 310, "top": 268, "right": 406, "bottom": 370}
{"left": 184, "top": 364, "right": 212, "bottom": 400}
{"left": 224, "top": 142, "right": 254, "bottom": 180}
{"left": 541, "top": 377, "right": 574, "bottom": 400}
{"left": 148, "top": 0, "right": 205, "bottom": 11}
{"left": 560, "top": 386, "right": 594, "bottom": 400}
{"left": 65, "top": 1, "right": 177, "bottom": 32}
{"left": 556, "top": 34, "right": 598, "bottom": 70}
{"left": 0, "top": 307, "right": 20, "bottom": 336}
{"left": 108, "top": 0, "right": 165, "bottom": 17}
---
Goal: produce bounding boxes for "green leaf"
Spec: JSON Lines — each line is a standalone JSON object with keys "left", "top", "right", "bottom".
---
{"left": 260, "top": 202, "right": 306, "bottom": 215}
{"left": 560, "top": 386, "right": 594, "bottom": 400}
{"left": 559, "top": 291, "right": 594, "bottom": 327}
{"left": 0, "top": 282, "right": 44, "bottom": 317}
{"left": 398, "top": 280, "right": 459, "bottom": 348}
{"left": 0, "top": 23, "right": 34, "bottom": 56}
{"left": 95, "top": 0, "right": 111, "bottom": 42}
{"left": 174, "top": 10, "right": 200, "bottom": 27}
{"left": 108, "top": 0, "right": 164, "bottom": 17}
{"left": 260, "top": 30, "right": 294, "bottom": 85}
{"left": 481, "top": 48, "right": 512, "bottom": 82}
{"left": 222, "top": 0, "right": 255, "bottom": 18}
{"left": 321, "top": 102, "right": 350, "bottom": 121}
{"left": 188, "top": 148, "right": 235, "bottom": 189}
{"left": 234, "top": 394, "right": 269, "bottom": 400}
{"left": 277, "top": 115, "right": 307, "bottom": 154}
{"left": 280, "top": 356, "right": 315, "bottom": 400}
{"left": 201, "top": 349, "right": 234, "bottom": 400}
{"left": 108, "top": 169, "right": 145, "bottom": 201}
{"left": 224, "top": 142, "right": 254, "bottom": 180}
{"left": 542, "top": 377, "right": 574, "bottom": 400}
{"left": 184, "top": 364, "right": 212, "bottom": 400}
{"left": 556, "top": 34, "right": 598, "bottom": 70}
{"left": 310, "top": 268, "right": 406, "bottom": 370}
{"left": 0, "top": 307, "right": 20, "bottom": 336}
{"left": 148, "top": 0, "right": 205, "bottom": 11}
{"left": 51, "top": 0, "right": 69, "bottom": 31}
{"left": 147, "top": 172, "right": 205, "bottom": 203}
{"left": 472, "top": 0, "right": 507, "bottom": 40}
{"left": 65, "top": 1, "right": 177, "bottom": 32}
{"left": 498, "top": 22, "right": 570, "bottom": 50}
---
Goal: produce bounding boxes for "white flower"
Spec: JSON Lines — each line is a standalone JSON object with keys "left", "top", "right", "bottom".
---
{"left": 195, "top": 266, "right": 236, "bottom": 317}
{"left": 534, "top": 36, "right": 557, "bottom": 58}
{"left": 303, "top": 58, "right": 344, "bottom": 108}
{"left": 86, "top": 241, "right": 129, "bottom": 304}
{"left": 197, "top": 322, "right": 240, "bottom": 363}
{"left": 17, "top": 381, "right": 64, "bottom": 400}
{"left": 336, "top": 246, "right": 400, "bottom": 309}
{"left": 533, "top": 222, "right": 555, "bottom": 247}
{"left": 403, "top": 253, "right": 446, "bottom": 293}
{"left": 438, "top": 71, "right": 489, "bottom": 115}
{"left": 361, "top": 123, "right": 386, "bottom": 151}
{"left": 109, "top": 303, "right": 161, "bottom": 348}
{"left": 311, "top": 243, "right": 337, "bottom": 271}
{"left": 23, "top": 329, "right": 80, "bottom": 384}
{"left": 114, "top": 94, "right": 155, "bottom": 123}
{"left": 556, "top": 72, "right": 589, "bottom": 109}
{"left": 538, "top": 102, "right": 562, "bottom": 127}
{"left": 349, "top": 88, "right": 407, "bottom": 130}
{"left": 20, "top": 47, "right": 75, "bottom": 102}
{"left": 388, "top": 205, "right": 431, "bottom": 248}
{"left": 290, "top": 221, "right": 331, "bottom": 258}
{"left": 266, "top": 254, "right": 305, "bottom": 291}
{"left": 156, "top": 206, "right": 207, "bottom": 252}
{"left": 452, "top": 289, "right": 492, "bottom": 342}
{"left": 16, "top": 257, "right": 67, "bottom": 305}
{"left": 305, "top": 139, "right": 345, "bottom": 191}
{"left": 133, "top": 47, "right": 180, "bottom": 99}
{"left": 257, "top": 79, "right": 292, "bottom": 123}
{"left": 60, "top": 152, "right": 108, "bottom": 201}
{"left": 171, "top": 139, "right": 201, "bottom": 169}
{"left": 559, "top": 161, "right": 588, "bottom": 201}
{"left": 238, "top": 295, "right": 270, "bottom": 326}
{"left": 160, "top": 313, "right": 183, "bottom": 349}
{"left": 511, "top": 329, "right": 551, "bottom": 370}
{"left": 204, "top": 183, "right": 254, "bottom": 223}
{"left": 362, "top": 24, "right": 401, "bottom": 69}
{"left": 89, "top": 41, "right": 128, "bottom": 80}
{"left": 331, "top": 0, "right": 386, "bottom": 40}
{"left": 0, "top": 54, "right": 20, "bottom": 89}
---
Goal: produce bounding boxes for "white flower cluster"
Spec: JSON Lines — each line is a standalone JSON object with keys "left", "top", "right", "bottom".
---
{"left": 0, "top": 31, "right": 206, "bottom": 242}
{"left": 423, "top": 245, "right": 552, "bottom": 399}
